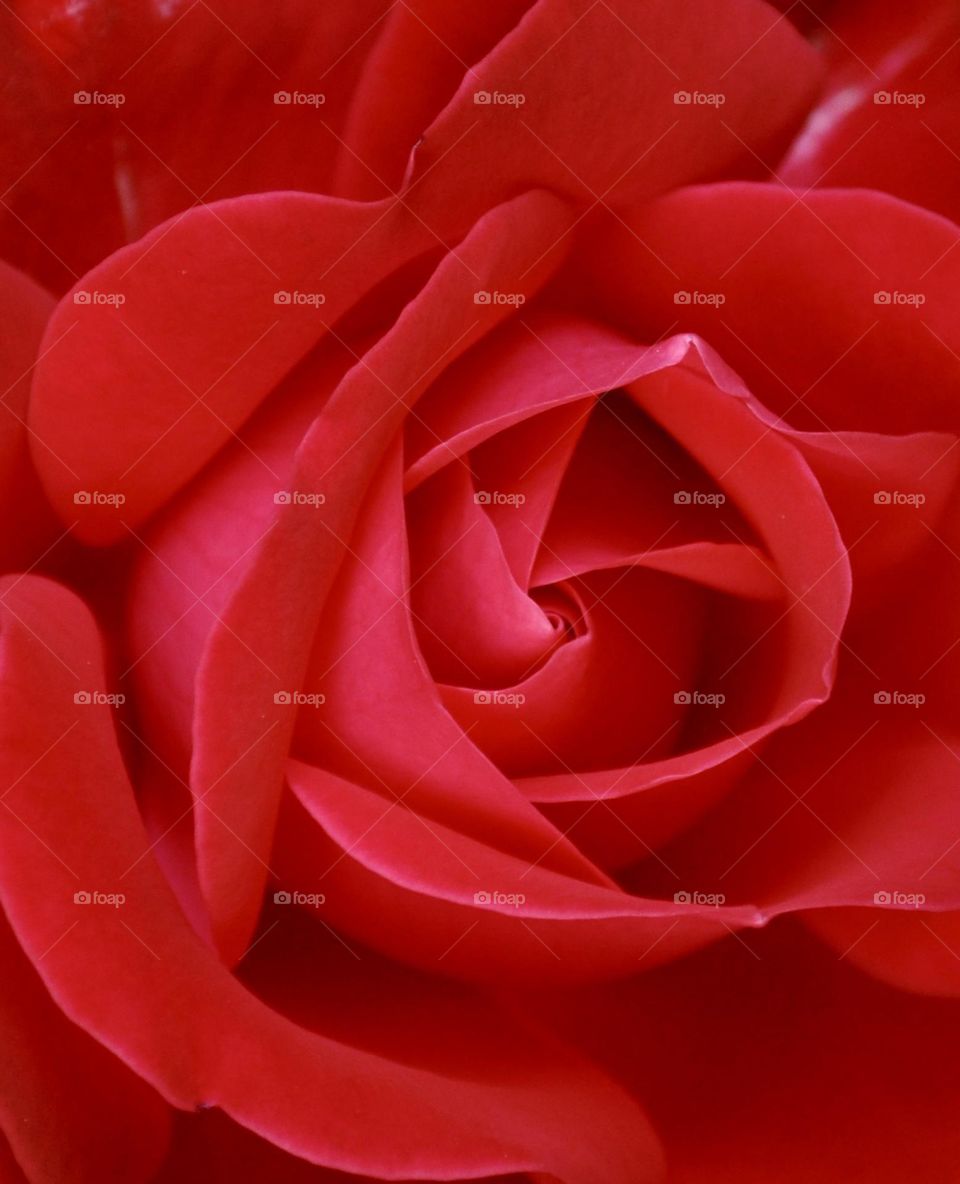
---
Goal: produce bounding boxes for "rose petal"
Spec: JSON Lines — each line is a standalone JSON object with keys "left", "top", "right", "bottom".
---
{"left": 0, "top": 1, "right": 395, "bottom": 290}
{"left": 804, "top": 908, "right": 960, "bottom": 997}
{"left": 0, "top": 914, "right": 170, "bottom": 1183}
{"left": 600, "top": 182, "right": 960, "bottom": 434}
{"left": 189, "top": 191, "right": 577, "bottom": 962}
{"left": 0, "top": 260, "right": 59, "bottom": 571}
{"left": 282, "top": 760, "right": 761, "bottom": 985}
{"left": 408, "top": 0, "right": 820, "bottom": 233}
{"left": 469, "top": 398, "right": 593, "bottom": 585}
{"left": 541, "top": 920, "right": 960, "bottom": 1181}
{"left": 0, "top": 573, "right": 665, "bottom": 1183}
{"left": 630, "top": 692, "right": 960, "bottom": 922}
{"left": 156, "top": 1105, "right": 536, "bottom": 1183}
{"left": 438, "top": 565, "right": 702, "bottom": 776}
{"left": 407, "top": 463, "right": 561, "bottom": 687}
{"left": 333, "top": 0, "right": 534, "bottom": 199}
{"left": 29, "top": 192, "right": 433, "bottom": 542}
{"left": 788, "top": 427, "right": 960, "bottom": 590}
{"left": 297, "top": 440, "right": 608, "bottom": 884}
{"left": 515, "top": 334, "right": 850, "bottom": 864}
{"left": 780, "top": 1, "right": 960, "bottom": 226}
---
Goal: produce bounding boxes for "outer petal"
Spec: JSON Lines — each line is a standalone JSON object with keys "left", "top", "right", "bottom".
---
{"left": 0, "top": 0, "right": 394, "bottom": 290}
{"left": 407, "top": 0, "right": 821, "bottom": 232}
{"left": 0, "top": 574, "right": 665, "bottom": 1183}
{"left": 333, "top": 0, "right": 534, "bottom": 199}
{"left": 540, "top": 920, "right": 960, "bottom": 1182}
{"left": 804, "top": 908, "right": 960, "bottom": 998}
{"left": 29, "top": 193, "right": 434, "bottom": 543}
{"left": 593, "top": 182, "right": 960, "bottom": 434}
{"left": 0, "top": 915, "right": 170, "bottom": 1183}
{"left": 155, "top": 1106, "right": 535, "bottom": 1183}
{"left": 623, "top": 685, "right": 960, "bottom": 942}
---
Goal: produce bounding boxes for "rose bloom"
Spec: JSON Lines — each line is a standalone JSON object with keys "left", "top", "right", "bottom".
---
{"left": 1, "top": 0, "right": 960, "bottom": 1180}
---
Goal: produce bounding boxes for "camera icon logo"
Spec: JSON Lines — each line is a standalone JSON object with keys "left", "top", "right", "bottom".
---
{"left": 74, "top": 891, "right": 91, "bottom": 904}
{"left": 73, "top": 490, "right": 92, "bottom": 504}
{"left": 874, "top": 890, "right": 891, "bottom": 904}
{"left": 673, "top": 491, "right": 692, "bottom": 504}
{"left": 73, "top": 691, "right": 92, "bottom": 705}
{"left": 274, "top": 91, "right": 292, "bottom": 104}
{"left": 474, "top": 890, "right": 491, "bottom": 903}
{"left": 673, "top": 91, "right": 692, "bottom": 104}
{"left": 273, "top": 291, "right": 292, "bottom": 305}
{"left": 273, "top": 890, "right": 292, "bottom": 904}
{"left": 874, "top": 691, "right": 891, "bottom": 705}
{"left": 473, "top": 91, "right": 492, "bottom": 105}
{"left": 73, "top": 91, "right": 92, "bottom": 104}
{"left": 473, "top": 290, "right": 492, "bottom": 305}
{"left": 673, "top": 891, "right": 692, "bottom": 903}
{"left": 874, "top": 90, "right": 892, "bottom": 105}
{"left": 873, "top": 491, "right": 891, "bottom": 504}
{"left": 273, "top": 491, "right": 292, "bottom": 504}
{"left": 674, "top": 691, "right": 692, "bottom": 705}
{"left": 473, "top": 491, "right": 492, "bottom": 505}
{"left": 473, "top": 691, "right": 492, "bottom": 705}
{"left": 274, "top": 691, "right": 292, "bottom": 705}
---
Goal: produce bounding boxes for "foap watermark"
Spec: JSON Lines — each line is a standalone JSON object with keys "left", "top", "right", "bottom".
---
{"left": 473, "top": 90, "right": 526, "bottom": 107}
{"left": 873, "top": 90, "right": 925, "bottom": 107}
{"left": 873, "top": 290, "right": 925, "bottom": 307}
{"left": 874, "top": 890, "right": 925, "bottom": 907}
{"left": 474, "top": 490, "right": 526, "bottom": 507}
{"left": 274, "top": 490, "right": 326, "bottom": 507}
{"left": 674, "top": 490, "right": 725, "bottom": 506}
{"left": 674, "top": 890, "right": 726, "bottom": 906}
{"left": 74, "top": 890, "right": 126, "bottom": 907}
{"left": 274, "top": 290, "right": 326, "bottom": 306}
{"left": 873, "top": 490, "right": 926, "bottom": 506}
{"left": 474, "top": 290, "right": 526, "bottom": 306}
{"left": 74, "top": 691, "right": 125, "bottom": 706}
{"left": 474, "top": 890, "right": 526, "bottom": 907}
{"left": 674, "top": 289, "right": 725, "bottom": 306}
{"left": 674, "top": 90, "right": 726, "bottom": 107}
{"left": 74, "top": 90, "right": 125, "bottom": 106}
{"left": 474, "top": 690, "right": 525, "bottom": 707}
{"left": 274, "top": 90, "right": 326, "bottom": 106}
{"left": 274, "top": 890, "right": 326, "bottom": 906}
{"left": 274, "top": 691, "right": 325, "bottom": 707}
{"left": 74, "top": 490, "right": 126, "bottom": 506}
{"left": 874, "top": 691, "right": 925, "bottom": 708}
{"left": 674, "top": 690, "right": 725, "bottom": 707}
{"left": 73, "top": 290, "right": 126, "bottom": 306}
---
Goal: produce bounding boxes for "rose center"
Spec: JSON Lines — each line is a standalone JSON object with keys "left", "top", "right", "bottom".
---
{"left": 531, "top": 583, "right": 587, "bottom": 644}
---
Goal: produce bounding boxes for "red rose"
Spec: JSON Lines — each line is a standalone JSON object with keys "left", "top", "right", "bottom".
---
{"left": 1, "top": 1, "right": 960, "bottom": 1180}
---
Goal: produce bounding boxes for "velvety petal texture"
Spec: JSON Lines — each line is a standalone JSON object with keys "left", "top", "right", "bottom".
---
{"left": 1, "top": 2, "right": 959, "bottom": 1181}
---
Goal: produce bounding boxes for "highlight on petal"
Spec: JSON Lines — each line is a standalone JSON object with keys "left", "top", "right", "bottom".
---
{"left": 780, "top": 1, "right": 960, "bottom": 226}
